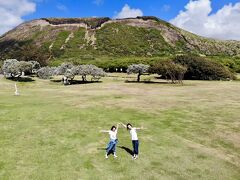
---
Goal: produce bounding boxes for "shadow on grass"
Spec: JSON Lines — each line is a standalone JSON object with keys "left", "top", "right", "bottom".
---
{"left": 7, "top": 77, "right": 35, "bottom": 82}
{"left": 119, "top": 146, "right": 134, "bottom": 156}
{"left": 50, "top": 79, "right": 103, "bottom": 85}
{"left": 97, "top": 148, "right": 116, "bottom": 156}
{"left": 125, "top": 80, "right": 169, "bottom": 84}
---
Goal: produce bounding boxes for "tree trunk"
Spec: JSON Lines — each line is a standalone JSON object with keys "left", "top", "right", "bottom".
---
{"left": 82, "top": 75, "right": 86, "bottom": 82}
{"left": 137, "top": 73, "right": 141, "bottom": 82}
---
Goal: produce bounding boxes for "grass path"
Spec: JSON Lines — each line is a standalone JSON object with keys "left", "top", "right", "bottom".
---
{"left": 0, "top": 75, "right": 240, "bottom": 179}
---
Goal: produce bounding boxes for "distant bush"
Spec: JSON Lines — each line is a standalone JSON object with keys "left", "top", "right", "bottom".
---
{"left": 173, "top": 55, "right": 234, "bottom": 80}
{"left": 29, "top": 61, "right": 41, "bottom": 73}
{"left": 74, "top": 64, "right": 106, "bottom": 82}
{"left": 0, "top": 61, "right": 3, "bottom": 74}
{"left": 136, "top": 16, "right": 160, "bottom": 22}
{"left": 54, "top": 63, "right": 75, "bottom": 85}
{"left": 215, "top": 57, "right": 240, "bottom": 73}
{"left": 37, "top": 67, "right": 55, "bottom": 79}
{"left": 2, "top": 59, "right": 32, "bottom": 78}
{"left": 150, "top": 60, "right": 187, "bottom": 84}
{"left": 127, "top": 64, "right": 149, "bottom": 82}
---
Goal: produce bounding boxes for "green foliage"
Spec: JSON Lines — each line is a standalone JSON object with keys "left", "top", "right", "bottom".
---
{"left": 1, "top": 18, "right": 239, "bottom": 75}
{"left": 207, "top": 56, "right": 240, "bottom": 73}
{"left": 51, "top": 31, "right": 71, "bottom": 58}
{"left": 96, "top": 23, "right": 172, "bottom": 56}
{"left": 173, "top": 55, "right": 235, "bottom": 80}
{"left": 150, "top": 60, "right": 187, "bottom": 83}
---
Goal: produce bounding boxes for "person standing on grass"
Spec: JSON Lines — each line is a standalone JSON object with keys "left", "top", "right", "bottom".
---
{"left": 121, "top": 123, "right": 143, "bottom": 159}
{"left": 100, "top": 124, "right": 119, "bottom": 159}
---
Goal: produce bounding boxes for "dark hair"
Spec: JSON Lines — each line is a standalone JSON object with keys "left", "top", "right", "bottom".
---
{"left": 111, "top": 126, "right": 116, "bottom": 131}
{"left": 126, "top": 123, "right": 132, "bottom": 130}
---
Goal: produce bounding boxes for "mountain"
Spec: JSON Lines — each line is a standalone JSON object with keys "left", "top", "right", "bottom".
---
{"left": 0, "top": 16, "right": 240, "bottom": 67}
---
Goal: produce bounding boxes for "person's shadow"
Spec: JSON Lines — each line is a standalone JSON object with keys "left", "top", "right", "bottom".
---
{"left": 118, "top": 146, "right": 134, "bottom": 156}
{"left": 97, "top": 148, "right": 114, "bottom": 156}
{"left": 97, "top": 146, "right": 134, "bottom": 156}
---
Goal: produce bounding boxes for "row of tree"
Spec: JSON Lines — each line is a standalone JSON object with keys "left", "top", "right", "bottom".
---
{"left": 37, "top": 63, "right": 106, "bottom": 85}
{"left": 125, "top": 56, "right": 235, "bottom": 82}
{"left": 1, "top": 59, "right": 107, "bottom": 85}
{"left": 1, "top": 56, "right": 235, "bottom": 85}
{"left": 2, "top": 59, "right": 41, "bottom": 78}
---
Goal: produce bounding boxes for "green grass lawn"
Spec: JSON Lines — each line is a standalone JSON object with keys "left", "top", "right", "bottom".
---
{"left": 0, "top": 74, "right": 240, "bottom": 179}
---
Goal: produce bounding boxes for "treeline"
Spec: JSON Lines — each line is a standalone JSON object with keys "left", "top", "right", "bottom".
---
{"left": 1, "top": 56, "right": 236, "bottom": 85}
{"left": 1, "top": 59, "right": 106, "bottom": 85}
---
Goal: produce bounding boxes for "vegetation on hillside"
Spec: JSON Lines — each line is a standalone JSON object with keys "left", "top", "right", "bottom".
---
{"left": 0, "top": 17, "right": 240, "bottom": 73}
{"left": 42, "top": 17, "right": 110, "bottom": 29}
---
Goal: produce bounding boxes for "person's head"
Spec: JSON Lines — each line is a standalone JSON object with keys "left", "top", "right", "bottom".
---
{"left": 127, "top": 123, "right": 132, "bottom": 130}
{"left": 111, "top": 125, "right": 117, "bottom": 132}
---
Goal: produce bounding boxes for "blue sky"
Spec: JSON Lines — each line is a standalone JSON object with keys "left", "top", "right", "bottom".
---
{"left": 23, "top": 0, "right": 239, "bottom": 21}
{"left": 1, "top": 0, "right": 240, "bottom": 40}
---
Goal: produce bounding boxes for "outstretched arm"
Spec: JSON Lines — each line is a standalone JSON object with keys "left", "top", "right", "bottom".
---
{"left": 120, "top": 122, "right": 127, "bottom": 128}
{"left": 115, "top": 123, "right": 119, "bottom": 132}
{"left": 99, "top": 130, "right": 110, "bottom": 133}
{"left": 135, "top": 126, "right": 146, "bottom": 130}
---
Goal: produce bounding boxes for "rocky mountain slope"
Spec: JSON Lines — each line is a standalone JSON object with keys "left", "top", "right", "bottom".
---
{"left": 0, "top": 16, "right": 240, "bottom": 66}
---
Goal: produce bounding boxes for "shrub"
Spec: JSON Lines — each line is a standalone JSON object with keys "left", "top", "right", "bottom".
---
{"left": 74, "top": 64, "right": 106, "bottom": 81}
{"left": 2, "top": 59, "right": 32, "bottom": 78}
{"left": 150, "top": 60, "right": 187, "bottom": 83}
{"left": 37, "top": 67, "right": 54, "bottom": 79}
{"left": 54, "top": 63, "right": 75, "bottom": 85}
{"left": 127, "top": 64, "right": 149, "bottom": 82}
{"left": 29, "top": 61, "right": 41, "bottom": 73}
{"left": 173, "top": 55, "right": 234, "bottom": 80}
{"left": 54, "top": 63, "right": 74, "bottom": 76}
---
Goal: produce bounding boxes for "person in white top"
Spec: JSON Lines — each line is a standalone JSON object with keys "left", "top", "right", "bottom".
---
{"left": 100, "top": 124, "right": 119, "bottom": 159}
{"left": 121, "top": 123, "right": 144, "bottom": 159}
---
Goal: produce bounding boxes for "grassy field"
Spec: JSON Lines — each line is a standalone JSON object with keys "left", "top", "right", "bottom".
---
{"left": 0, "top": 74, "right": 240, "bottom": 179}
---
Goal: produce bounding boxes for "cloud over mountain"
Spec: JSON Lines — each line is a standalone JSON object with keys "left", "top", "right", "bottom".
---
{"left": 0, "top": 0, "right": 36, "bottom": 35}
{"left": 114, "top": 4, "right": 143, "bottom": 19}
{"left": 171, "top": 0, "right": 240, "bottom": 40}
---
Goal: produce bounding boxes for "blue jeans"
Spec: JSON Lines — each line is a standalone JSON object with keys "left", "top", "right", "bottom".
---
{"left": 106, "top": 139, "right": 118, "bottom": 154}
{"left": 132, "top": 140, "right": 139, "bottom": 155}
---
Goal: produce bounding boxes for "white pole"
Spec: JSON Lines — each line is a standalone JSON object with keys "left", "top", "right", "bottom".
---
{"left": 15, "top": 83, "right": 20, "bottom": 96}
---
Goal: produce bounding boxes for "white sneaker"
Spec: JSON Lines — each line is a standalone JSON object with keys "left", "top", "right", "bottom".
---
{"left": 114, "top": 154, "right": 118, "bottom": 158}
{"left": 105, "top": 154, "right": 108, "bottom": 159}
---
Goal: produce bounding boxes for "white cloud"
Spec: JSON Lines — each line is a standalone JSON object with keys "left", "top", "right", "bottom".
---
{"left": 114, "top": 4, "right": 143, "bottom": 19}
{"left": 93, "top": 0, "right": 104, "bottom": 6}
{"left": 170, "top": 0, "right": 240, "bottom": 40}
{"left": 0, "top": 0, "right": 36, "bottom": 35}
